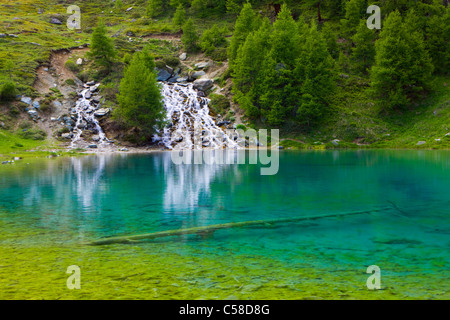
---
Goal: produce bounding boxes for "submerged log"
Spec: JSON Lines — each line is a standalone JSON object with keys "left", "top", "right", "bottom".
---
{"left": 85, "top": 207, "right": 391, "bottom": 246}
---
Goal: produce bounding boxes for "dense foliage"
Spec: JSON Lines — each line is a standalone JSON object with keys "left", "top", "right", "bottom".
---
{"left": 116, "top": 48, "right": 166, "bottom": 140}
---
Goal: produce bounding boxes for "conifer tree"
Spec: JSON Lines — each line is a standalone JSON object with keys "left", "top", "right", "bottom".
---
{"left": 228, "top": 3, "right": 258, "bottom": 70}
{"left": 116, "top": 51, "right": 165, "bottom": 138}
{"left": 370, "top": 10, "right": 433, "bottom": 110}
{"left": 351, "top": 19, "right": 376, "bottom": 74}
{"left": 181, "top": 18, "right": 199, "bottom": 52}
{"left": 295, "top": 21, "right": 335, "bottom": 125}
{"left": 89, "top": 20, "right": 116, "bottom": 71}
{"left": 147, "top": 0, "right": 165, "bottom": 18}
{"left": 173, "top": 4, "right": 186, "bottom": 29}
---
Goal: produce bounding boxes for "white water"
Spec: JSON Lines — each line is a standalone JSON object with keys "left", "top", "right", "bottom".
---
{"left": 158, "top": 83, "right": 238, "bottom": 150}
{"left": 70, "top": 86, "right": 108, "bottom": 148}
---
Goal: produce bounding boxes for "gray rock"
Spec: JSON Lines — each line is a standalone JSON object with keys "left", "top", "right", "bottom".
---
{"left": 119, "top": 148, "right": 129, "bottom": 152}
{"left": 85, "top": 91, "right": 92, "bottom": 99}
{"left": 21, "top": 96, "right": 32, "bottom": 105}
{"left": 27, "top": 110, "right": 38, "bottom": 118}
{"left": 157, "top": 69, "right": 172, "bottom": 82}
{"left": 86, "top": 81, "right": 95, "bottom": 86}
{"left": 193, "top": 79, "right": 213, "bottom": 92}
{"left": 331, "top": 139, "right": 340, "bottom": 146}
{"left": 126, "top": 7, "right": 133, "bottom": 12}
{"left": 0, "top": 33, "right": 6, "bottom": 38}
{"left": 195, "top": 61, "right": 210, "bottom": 69}
{"left": 61, "top": 133, "right": 73, "bottom": 139}
{"left": 8, "top": 34, "right": 18, "bottom": 38}
{"left": 76, "top": 58, "right": 83, "bottom": 65}
{"left": 0, "top": 121, "right": 4, "bottom": 127}
{"left": 88, "top": 144, "right": 98, "bottom": 149}
{"left": 191, "top": 71, "right": 206, "bottom": 80}
{"left": 92, "top": 96, "right": 102, "bottom": 103}
{"left": 417, "top": 141, "right": 426, "bottom": 146}
{"left": 176, "top": 77, "right": 188, "bottom": 83}
{"left": 94, "top": 108, "right": 110, "bottom": 117}
{"left": 435, "top": 138, "right": 441, "bottom": 142}
{"left": 179, "top": 53, "right": 187, "bottom": 61}
{"left": 278, "top": 146, "right": 284, "bottom": 150}
{"left": 90, "top": 84, "right": 100, "bottom": 92}
{"left": 168, "top": 75, "right": 180, "bottom": 83}
{"left": 32, "top": 101, "right": 40, "bottom": 109}
{"left": 50, "top": 17, "right": 62, "bottom": 25}
{"left": 165, "top": 65, "right": 174, "bottom": 75}
{"left": 52, "top": 101, "right": 62, "bottom": 108}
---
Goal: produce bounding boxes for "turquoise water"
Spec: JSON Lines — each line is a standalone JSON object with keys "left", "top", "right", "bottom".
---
{"left": 0, "top": 150, "right": 449, "bottom": 299}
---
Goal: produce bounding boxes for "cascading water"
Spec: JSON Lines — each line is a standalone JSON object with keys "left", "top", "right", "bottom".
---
{"left": 70, "top": 83, "right": 110, "bottom": 149}
{"left": 156, "top": 83, "right": 239, "bottom": 150}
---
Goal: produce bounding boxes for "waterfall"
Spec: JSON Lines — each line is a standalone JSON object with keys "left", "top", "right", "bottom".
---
{"left": 157, "top": 83, "right": 238, "bottom": 150}
{"left": 70, "top": 83, "right": 109, "bottom": 149}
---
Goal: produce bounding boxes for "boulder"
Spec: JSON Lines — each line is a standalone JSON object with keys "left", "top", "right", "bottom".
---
{"left": 88, "top": 144, "right": 98, "bottom": 149}
{"left": 86, "top": 81, "right": 95, "bottom": 86}
{"left": 84, "top": 91, "right": 92, "bottom": 99}
{"left": 331, "top": 139, "right": 340, "bottom": 146}
{"left": 191, "top": 71, "right": 205, "bottom": 80}
{"left": 50, "top": 17, "right": 62, "bottom": 25}
{"left": 76, "top": 58, "right": 83, "bottom": 65}
{"left": 417, "top": 141, "right": 426, "bottom": 146}
{"left": 179, "top": 53, "right": 187, "bottom": 61}
{"left": 21, "top": 96, "right": 32, "bottom": 105}
{"left": 92, "top": 96, "right": 102, "bottom": 103}
{"left": 61, "top": 133, "right": 73, "bottom": 139}
{"left": 52, "top": 101, "right": 62, "bottom": 108}
{"left": 94, "top": 108, "right": 110, "bottom": 117}
{"left": 168, "top": 75, "right": 180, "bottom": 83}
{"left": 32, "top": 101, "right": 40, "bottom": 109}
{"left": 176, "top": 77, "right": 188, "bottom": 83}
{"left": 157, "top": 69, "right": 172, "bottom": 82}
{"left": 195, "top": 61, "right": 211, "bottom": 69}
{"left": 90, "top": 84, "right": 100, "bottom": 92}
{"left": 27, "top": 110, "right": 38, "bottom": 118}
{"left": 193, "top": 79, "right": 213, "bottom": 92}
{"left": 92, "top": 135, "right": 100, "bottom": 142}
{"left": 126, "top": 7, "right": 133, "bottom": 12}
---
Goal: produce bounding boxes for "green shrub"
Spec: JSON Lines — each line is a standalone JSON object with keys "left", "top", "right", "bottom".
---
{"left": 65, "top": 78, "right": 76, "bottom": 86}
{"left": 209, "top": 94, "right": 230, "bottom": 115}
{"left": 0, "top": 82, "right": 17, "bottom": 101}
{"left": 163, "top": 56, "right": 180, "bottom": 67}
{"left": 236, "top": 124, "right": 246, "bottom": 131}
{"left": 65, "top": 60, "right": 80, "bottom": 73}
{"left": 18, "top": 128, "right": 47, "bottom": 140}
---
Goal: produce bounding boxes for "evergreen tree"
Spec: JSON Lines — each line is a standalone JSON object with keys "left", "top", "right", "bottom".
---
{"left": 425, "top": 9, "right": 450, "bottom": 73}
{"left": 351, "top": 19, "right": 376, "bottom": 74}
{"left": 226, "top": 0, "right": 241, "bottom": 14}
{"left": 181, "top": 18, "right": 200, "bottom": 52}
{"left": 341, "top": 0, "right": 366, "bottom": 37}
{"left": 227, "top": 3, "right": 258, "bottom": 70}
{"left": 321, "top": 22, "right": 339, "bottom": 59}
{"left": 147, "top": 0, "right": 165, "bottom": 18}
{"left": 200, "top": 24, "right": 227, "bottom": 55}
{"left": 116, "top": 51, "right": 165, "bottom": 138}
{"left": 88, "top": 20, "right": 116, "bottom": 71}
{"left": 370, "top": 10, "right": 433, "bottom": 110}
{"left": 295, "top": 21, "right": 335, "bottom": 125}
{"left": 173, "top": 4, "right": 186, "bottom": 29}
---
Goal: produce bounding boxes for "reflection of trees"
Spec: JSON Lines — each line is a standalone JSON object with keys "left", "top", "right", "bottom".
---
{"left": 158, "top": 150, "right": 243, "bottom": 228}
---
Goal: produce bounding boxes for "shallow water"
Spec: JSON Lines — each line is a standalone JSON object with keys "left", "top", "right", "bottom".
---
{"left": 0, "top": 150, "right": 449, "bottom": 299}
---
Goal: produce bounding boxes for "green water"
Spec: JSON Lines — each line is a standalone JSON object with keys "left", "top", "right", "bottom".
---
{"left": 0, "top": 150, "right": 449, "bottom": 299}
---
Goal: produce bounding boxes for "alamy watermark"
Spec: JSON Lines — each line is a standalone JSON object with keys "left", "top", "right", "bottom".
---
{"left": 367, "top": 5, "right": 381, "bottom": 30}
{"left": 66, "top": 265, "right": 81, "bottom": 289}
